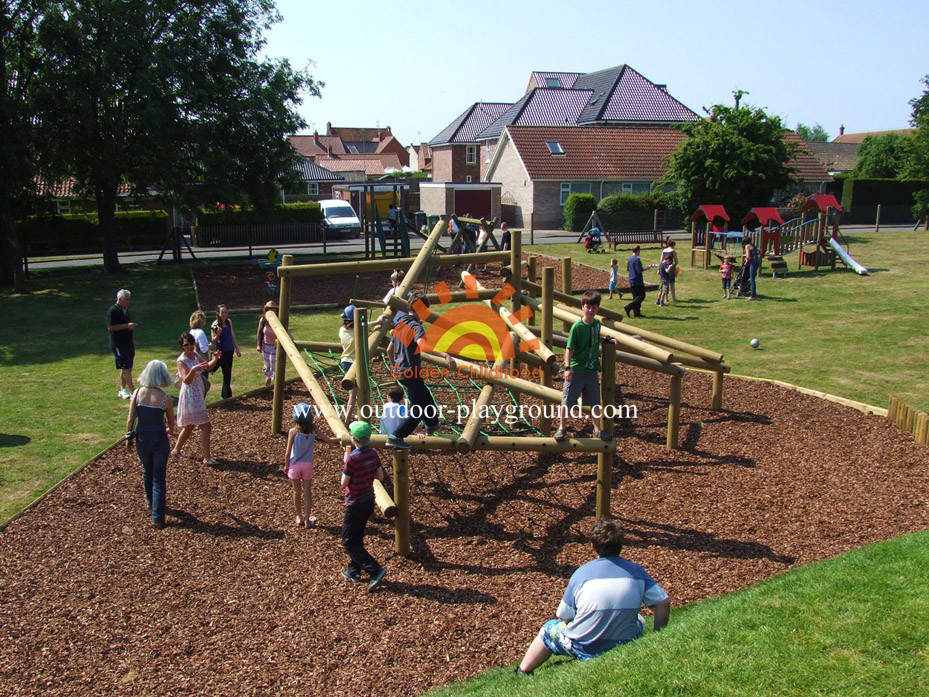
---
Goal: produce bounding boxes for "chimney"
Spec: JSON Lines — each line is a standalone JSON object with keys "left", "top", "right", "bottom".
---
{"left": 326, "top": 121, "right": 332, "bottom": 134}
{"left": 327, "top": 144, "right": 333, "bottom": 157}
{"left": 839, "top": 124, "right": 845, "bottom": 136}
{"left": 313, "top": 131, "right": 319, "bottom": 145}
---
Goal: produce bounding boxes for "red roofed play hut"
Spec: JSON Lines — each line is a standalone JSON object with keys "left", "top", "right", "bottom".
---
{"left": 690, "top": 205, "right": 732, "bottom": 268}
{"left": 797, "top": 194, "right": 843, "bottom": 270}
{"left": 742, "top": 207, "right": 785, "bottom": 256}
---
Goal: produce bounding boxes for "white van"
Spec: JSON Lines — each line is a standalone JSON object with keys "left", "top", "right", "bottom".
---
{"left": 319, "top": 199, "right": 361, "bottom": 238}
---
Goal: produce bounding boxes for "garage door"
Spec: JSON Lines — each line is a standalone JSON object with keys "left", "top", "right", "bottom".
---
{"left": 454, "top": 189, "right": 492, "bottom": 219}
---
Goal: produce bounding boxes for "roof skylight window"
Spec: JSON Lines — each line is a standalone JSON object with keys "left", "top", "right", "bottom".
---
{"left": 546, "top": 141, "right": 565, "bottom": 155}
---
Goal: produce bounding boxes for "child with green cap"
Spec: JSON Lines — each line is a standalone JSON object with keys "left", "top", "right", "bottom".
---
{"left": 340, "top": 420, "right": 387, "bottom": 591}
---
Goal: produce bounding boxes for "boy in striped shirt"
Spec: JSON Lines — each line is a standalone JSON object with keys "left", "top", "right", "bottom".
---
{"left": 340, "top": 421, "right": 387, "bottom": 591}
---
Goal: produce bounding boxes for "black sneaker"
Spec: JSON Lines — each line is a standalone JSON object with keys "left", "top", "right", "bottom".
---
{"left": 515, "top": 667, "right": 531, "bottom": 676}
{"left": 424, "top": 424, "right": 439, "bottom": 436}
{"left": 340, "top": 570, "right": 364, "bottom": 583}
{"left": 553, "top": 428, "right": 567, "bottom": 442}
{"left": 599, "top": 430, "right": 613, "bottom": 442}
{"left": 368, "top": 567, "right": 387, "bottom": 592}
{"left": 385, "top": 435, "right": 411, "bottom": 449}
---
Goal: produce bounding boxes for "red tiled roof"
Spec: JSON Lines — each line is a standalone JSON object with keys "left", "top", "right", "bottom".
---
{"left": 36, "top": 177, "right": 133, "bottom": 198}
{"left": 289, "top": 135, "right": 346, "bottom": 156}
{"left": 327, "top": 125, "right": 392, "bottom": 141}
{"left": 833, "top": 128, "right": 915, "bottom": 144}
{"left": 317, "top": 153, "right": 402, "bottom": 176}
{"left": 782, "top": 132, "right": 833, "bottom": 182}
{"left": 506, "top": 125, "right": 686, "bottom": 180}
{"left": 802, "top": 194, "right": 843, "bottom": 213}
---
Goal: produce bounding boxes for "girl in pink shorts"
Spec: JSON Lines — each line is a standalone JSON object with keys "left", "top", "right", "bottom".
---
{"left": 285, "top": 402, "right": 338, "bottom": 528}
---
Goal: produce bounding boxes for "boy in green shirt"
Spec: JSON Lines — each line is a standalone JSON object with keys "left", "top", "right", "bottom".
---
{"left": 555, "top": 290, "right": 614, "bottom": 442}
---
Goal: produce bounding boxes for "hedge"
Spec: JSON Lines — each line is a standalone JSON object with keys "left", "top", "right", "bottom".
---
{"left": 19, "top": 210, "right": 171, "bottom": 253}
{"left": 840, "top": 178, "right": 929, "bottom": 210}
{"left": 562, "top": 193, "right": 597, "bottom": 232}
{"left": 197, "top": 202, "right": 321, "bottom": 226}
{"left": 597, "top": 192, "right": 668, "bottom": 230}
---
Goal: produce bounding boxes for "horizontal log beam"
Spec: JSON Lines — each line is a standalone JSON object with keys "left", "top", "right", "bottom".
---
{"left": 277, "top": 251, "right": 510, "bottom": 277}
{"left": 366, "top": 434, "right": 614, "bottom": 453}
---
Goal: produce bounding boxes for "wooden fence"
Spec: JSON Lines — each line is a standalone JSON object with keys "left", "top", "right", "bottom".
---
{"left": 888, "top": 397, "right": 929, "bottom": 445}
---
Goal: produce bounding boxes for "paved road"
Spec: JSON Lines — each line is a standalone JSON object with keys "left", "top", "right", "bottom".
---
{"left": 25, "top": 225, "right": 902, "bottom": 271}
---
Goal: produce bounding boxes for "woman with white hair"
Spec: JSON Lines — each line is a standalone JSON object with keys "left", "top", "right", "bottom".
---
{"left": 126, "top": 360, "right": 176, "bottom": 529}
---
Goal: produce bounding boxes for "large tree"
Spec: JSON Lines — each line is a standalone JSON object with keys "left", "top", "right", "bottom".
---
{"left": 660, "top": 104, "right": 799, "bottom": 218}
{"left": 907, "top": 75, "right": 929, "bottom": 222}
{"left": 1, "top": 0, "right": 52, "bottom": 292}
{"left": 852, "top": 133, "right": 918, "bottom": 178}
{"left": 34, "top": 0, "right": 319, "bottom": 273}
{"left": 795, "top": 122, "right": 830, "bottom": 142}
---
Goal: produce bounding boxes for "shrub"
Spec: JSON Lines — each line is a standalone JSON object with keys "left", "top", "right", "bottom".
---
{"left": 18, "top": 210, "right": 170, "bottom": 253}
{"left": 562, "top": 193, "right": 597, "bottom": 231}
{"left": 840, "top": 178, "right": 929, "bottom": 210}
{"left": 597, "top": 192, "right": 666, "bottom": 230}
{"left": 197, "top": 201, "right": 321, "bottom": 226}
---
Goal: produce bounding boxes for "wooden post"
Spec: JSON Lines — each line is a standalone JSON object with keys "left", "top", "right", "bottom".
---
{"left": 888, "top": 396, "right": 898, "bottom": 424}
{"left": 875, "top": 204, "right": 881, "bottom": 233}
{"left": 271, "top": 254, "right": 293, "bottom": 434}
{"left": 540, "top": 266, "right": 555, "bottom": 435}
{"left": 561, "top": 257, "right": 572, "bottom": 332}
{"left": 526, "top": 255, "right": 537, "bottom": 327}
{"left": 596, "top": 341, "right": 617, "bottom": 519}
{"left": 510, "top": 229, "right": 522, "bottom": 378}
{"left": 667, "top": 374, "right": 682, "bottom": 450}
{"left": 653, "top": 208, "right": 659, "bottom": 231}
{"left": 352, "top": 307, "right": 371, "bottom": 421}
{"left": 393, "top": 449, "right": 411, "bottom": 556}
{"left": 711, "top": 370, "right": 724, "bottom": 410}
{"left": 916, "top": 412, "right": 928, "bottom": 445}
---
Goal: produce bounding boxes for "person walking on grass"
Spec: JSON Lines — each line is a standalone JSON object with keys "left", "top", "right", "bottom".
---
{"left": 623, "top": 246, "right": 655, "bottom": 318}
{"left": 107, "top": 288, "right": 137, "bottom": 399}
{"left": 256, "top": 301, "right": 278, "bottom": 387}
{"left": 720, "top": 256, "right": 735, "bottom": 300}
{"left": 744, "top": 240, "right": 761, "bottom": 300}
{"left": 516, "top": 518, "right": 670, "bottom": 675}
{"left": 340, "top": 421, "right": 387, "bottom": 591}
{"left": 126, "top": 360, "right": 176, "bottom": 529}
{"left": 285, "top": 403, "right": 339, "bottom": 529}
{"left": 608, "top": 258, "right": 620, "bottom": 299}
{"left": 555, "top": 290, "right": 615, "bottom": 443}
{"left": 662, "top": 239, "right": 679, "bottom": 302}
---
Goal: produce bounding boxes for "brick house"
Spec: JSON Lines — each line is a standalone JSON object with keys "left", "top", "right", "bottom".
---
{"left": 283, "top": 158, "right": 345, "bottom": 202}
{"left": 288, "top": 123, "right": 409, "bottom": 181}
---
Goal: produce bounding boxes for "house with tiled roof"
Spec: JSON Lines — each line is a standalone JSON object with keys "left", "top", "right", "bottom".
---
{"left": 283, "top": 158, "right": 345, "bottom": 202}
{"left": 287, "top": 123, "right": 409, "bottom": 182}
{"left": 429, "top": 102, "right": 512, "bottom": 183}
{"left": 832, "top": 127, "right": 916, "bottom": 144}
{"left": 801, "top": 141, "right": 860, "bottom": 175}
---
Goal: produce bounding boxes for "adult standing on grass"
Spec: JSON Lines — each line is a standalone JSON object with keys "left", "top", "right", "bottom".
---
{"left": 107, "top": 289, "right": 137, "bottom": 399}
{"left": 210, "top": 304, "right": 242, "bottom": 399}
{"left": 743, "top": 239, "right": 761, "bottom": 300}
{"left": 126, "top": 360, "right": 176, "bottom": 529}
{"left": 516, "top": 518, "right": 670, "bottom": 675}
{"left": 172, "top": 332, "right": 219, "bottom": 465}
{"left": 623, "top": 246, "right": 649, "bottom": 318}
{"left": 662, "top": 239, "right": 679, "bottom": 302}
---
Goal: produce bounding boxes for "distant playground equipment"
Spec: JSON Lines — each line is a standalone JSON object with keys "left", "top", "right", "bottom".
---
{"left": 576, "top": 210, "right": 666, "bottom": 249}
{"left": 690, "top": 196, "right": 869, "bottom": 276}
{"left": 261, "top": 218, "right": 730, "bottom": 556}
{"left": 255, "top": 248, "right": 281, "bottom": 294}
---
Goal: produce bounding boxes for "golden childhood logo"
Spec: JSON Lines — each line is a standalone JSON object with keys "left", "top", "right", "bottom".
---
{"left": 391, "top": 278, "right": 540, "bottom": 362}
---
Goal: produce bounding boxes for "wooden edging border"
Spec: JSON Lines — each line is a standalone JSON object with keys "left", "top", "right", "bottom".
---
{"left": 0, "top": 380, "right": 298, "bottom": 533}
{"left": 728, "top": 373, "right": 888, "bottom": 417}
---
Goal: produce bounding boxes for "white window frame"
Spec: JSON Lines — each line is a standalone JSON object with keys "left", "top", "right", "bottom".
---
{"left": 306, "top": 182, "right": 319, "bottom": 196}
{"left": 560, "top": 183, "right": 572, "bottom": 206}
{"left": 465, "top": 144, "right": 477, "bottom": 164}
{"left": 621, "top": 182, "right": 634, "bottom": 193}
{"left": 55, "top": 198, "right": 72, "bottom": 214}
{"left": 466, "top": 175, "right": 473, "bottom": 183}
{"left": 560, "top": 182, "right": 592, "bottom": 206}
{"left": 485, "top": 144, "right": 492, "bottom": 163}
{"left": 546, "top": 140, "right": 565, "bottom": 155}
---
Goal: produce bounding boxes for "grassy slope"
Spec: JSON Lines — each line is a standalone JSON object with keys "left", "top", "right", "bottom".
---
{"left": 528, "top": 230, "right": 929, "bottom": 411}
{"left": 432, "top": 531, "right": 929, "bottom": 697}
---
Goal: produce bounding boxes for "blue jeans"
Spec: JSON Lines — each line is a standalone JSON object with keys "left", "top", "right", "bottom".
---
{"left": 749, "top": 263, "right": 759, "bottom": 298}
{"left": 136, "top": 434, "right": 169, "bottom": 524}
{"left": 394, "top": 377, "right": 440, "bottom": 439}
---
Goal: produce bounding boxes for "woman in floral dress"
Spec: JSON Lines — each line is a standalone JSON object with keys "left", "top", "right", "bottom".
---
{"left": 171, "top": 332, "right": 219, "bottom": 464}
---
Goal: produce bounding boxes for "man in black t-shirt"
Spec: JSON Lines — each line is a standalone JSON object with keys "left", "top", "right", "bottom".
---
{"left": 107, "top": 288, "right": 137, "bottom": 399}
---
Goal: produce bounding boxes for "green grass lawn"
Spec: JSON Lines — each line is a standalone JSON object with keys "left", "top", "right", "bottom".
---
{"left": 528, "top": 229, "right": 929, "bottom": 411}
{"left": 431, "top": 530, "right": 929, "bottom": 697}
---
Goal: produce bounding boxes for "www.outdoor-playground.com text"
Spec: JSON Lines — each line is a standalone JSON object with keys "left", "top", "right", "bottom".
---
{"left": 294, "top": 401, "right": 638, "bottom": 425}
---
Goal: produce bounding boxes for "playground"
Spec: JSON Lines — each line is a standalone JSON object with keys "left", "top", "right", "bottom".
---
{"left": 2, "top": 364, "right": 928, "bottom": 694}
{"left": 1, "top": 216, "right": 929, "bottom": 694}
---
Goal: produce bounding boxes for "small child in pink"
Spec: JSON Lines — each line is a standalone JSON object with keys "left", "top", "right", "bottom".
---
{"left": 257, "top": 301, "right": 278, "bottom": 386}
{"left": 285, "top": 402, "right": 338, "bottom": 528}
{"left": 720, "top": 256, "right": 734, "bottom": 300}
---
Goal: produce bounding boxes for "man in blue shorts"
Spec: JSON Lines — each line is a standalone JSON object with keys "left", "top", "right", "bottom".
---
{"left": 107, "top": 288, "right": 137, "bottom": 399}
{"left": 516, "top": 518, "right": 670, "bottom": 675}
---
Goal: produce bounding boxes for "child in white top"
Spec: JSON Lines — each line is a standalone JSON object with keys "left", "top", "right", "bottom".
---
{"left": 338, "top": 305, "right": 358, "bottom": 419}
{"left": 285, "top": 402, "right": 338, "bottom": 528}
{"left": 608, "top": 259, "right": 620, "bottom": 299}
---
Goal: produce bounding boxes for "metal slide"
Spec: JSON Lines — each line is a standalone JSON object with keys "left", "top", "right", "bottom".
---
{"left": 828, "top": 237, "right": 869, "bottom": 275}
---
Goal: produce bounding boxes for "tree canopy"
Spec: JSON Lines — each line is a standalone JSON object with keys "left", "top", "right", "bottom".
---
{"left": 660, "top": 104, "right": 799, "bottom": 219}
{"left": 795, "top": 122, "right": 830, "bottom": 142}
{"left": 852, "top": 133, "right": 918, "bottom": 178}
{"left": 23, "top": 0, "right": 320, "bottom": 274}
{"left": 908, "top": 75, "right": 929, "bottom": 221}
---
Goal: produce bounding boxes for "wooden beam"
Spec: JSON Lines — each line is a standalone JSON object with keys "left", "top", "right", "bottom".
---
{"left": 392, "top": 449, "right": 410, "bottom": 556}
{"left": 271, "top": 254, "right": 294, "bottom": 435}
{"left": 456, "top": 357, "right": 508, "bottom": 453}
{"left": 540, "top": 266, "right": 555, "bottom": 435}
{"left": 367, "top": 434, "right": 614, "bottom": 453}
{"left": 277, "top": 250, "right": 510, "bottom": 277}
{"left": 596, "top": 342, "right": 616, "bottom": 518}
{"left": 667, "top": 374, "right": 682, "bottom": 451}
{"left": 352, "top": 307, "right": 371, "bottom": 421}
{"left": 264, "top": 311, "right": 353, "bottom": 443}
{"left": 373, "top": 480, "right": 397, "bottom": 518}
{"left": 550, "top": 333, "right": 683, "bottom": 376}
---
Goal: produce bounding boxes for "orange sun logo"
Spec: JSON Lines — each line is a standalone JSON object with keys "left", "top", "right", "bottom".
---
{"left": 391, "top": 277, "right": 540, "bottom": 362}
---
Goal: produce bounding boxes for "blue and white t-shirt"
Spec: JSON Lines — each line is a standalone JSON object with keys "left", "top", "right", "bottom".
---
{"left": 379, "top": 401, "right": 408, "bottom": 435}
{"left": 557, "top": 556, "right": 668, "bottom": 655}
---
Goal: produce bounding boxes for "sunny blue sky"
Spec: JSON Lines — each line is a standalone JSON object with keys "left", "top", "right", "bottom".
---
{"left": 265, "top": 0, "right": 927, "bottom": 146}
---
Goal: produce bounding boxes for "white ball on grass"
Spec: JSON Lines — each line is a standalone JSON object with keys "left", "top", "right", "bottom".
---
{"left": 750, "top": 338, "right": 760, "bottom": 349}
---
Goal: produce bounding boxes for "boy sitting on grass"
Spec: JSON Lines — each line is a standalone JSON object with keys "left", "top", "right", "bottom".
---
{"left": 555, "top": 290, "right": 615, "bottom": 442}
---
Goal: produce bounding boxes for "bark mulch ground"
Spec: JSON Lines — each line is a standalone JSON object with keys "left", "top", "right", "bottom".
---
{"left": 193, "top": 253, "right": 620, "bottom": 312}
{"left": 2, "top": 365, "right": 928, "bottom": 696}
